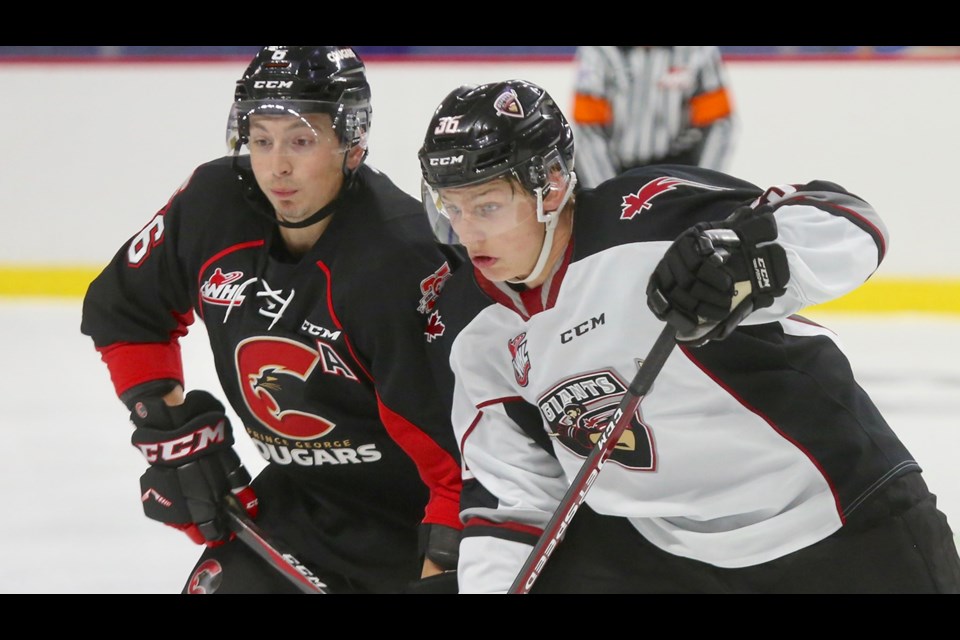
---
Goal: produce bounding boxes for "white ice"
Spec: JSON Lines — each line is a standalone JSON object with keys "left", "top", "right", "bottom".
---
{"left": 0, "top": 300, "right": 957, "bottom": 593}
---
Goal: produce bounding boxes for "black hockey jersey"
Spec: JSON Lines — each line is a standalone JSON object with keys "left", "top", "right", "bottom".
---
{"left": 82, "top": 158, "right": 463, "bottom": 575}
{"left": 426, "top": 164, "right": 916, "bottom": 593}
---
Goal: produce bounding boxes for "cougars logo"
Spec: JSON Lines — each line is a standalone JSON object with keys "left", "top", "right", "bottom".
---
{"left": 236, "top": 337, "right": 338, "bottom": 440}
{"left": 620, "top": 177, "right": 730, "bottom": 220}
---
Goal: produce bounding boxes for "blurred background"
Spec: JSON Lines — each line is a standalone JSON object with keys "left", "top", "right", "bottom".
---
{"left": 2, "top": 45, "right": 958, "bottom": 57}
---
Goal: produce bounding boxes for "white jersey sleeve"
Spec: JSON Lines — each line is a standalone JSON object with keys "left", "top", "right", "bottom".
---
{"left": 747, "top": 183, "right": 889, "bottom": 323}
{"left": 448, "top": 329, "right": 570, "bottom": 593}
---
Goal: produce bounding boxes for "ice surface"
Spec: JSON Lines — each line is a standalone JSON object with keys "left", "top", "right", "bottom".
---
{"left": 1, "top": 300, "right": 956, "bottom": 593}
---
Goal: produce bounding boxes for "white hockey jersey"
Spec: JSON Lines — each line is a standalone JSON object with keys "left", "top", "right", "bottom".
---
{"left": 425, "top": 165, "right": 916, "bottom": 593}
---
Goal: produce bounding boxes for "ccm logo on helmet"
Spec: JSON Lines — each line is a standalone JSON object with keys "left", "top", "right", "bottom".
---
{"left": 429, "top": 155, "right": 464, "bottom": 166}
{"left": 135, "top": 420, "right": 228, "bottom": 463}
{"left": 327, "top": 48, "right": 358, "bottom": 63}
{"left": 253, "top": 80, "right": 294, "bottom": 89}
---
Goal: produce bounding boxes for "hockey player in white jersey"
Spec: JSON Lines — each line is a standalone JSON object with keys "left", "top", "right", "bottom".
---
{"left": 417, "top": 79, "right": 960, "bottom": 593}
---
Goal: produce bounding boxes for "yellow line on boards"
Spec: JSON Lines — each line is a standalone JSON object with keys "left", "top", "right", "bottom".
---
{"left": 0, "top": 267, "right": 102, "bottom": 298}
{"left": 805, "top": 277, "right": 960, "bottom": 315}
{"left": 1, "top": 267, "right": 960, "bottom": 315}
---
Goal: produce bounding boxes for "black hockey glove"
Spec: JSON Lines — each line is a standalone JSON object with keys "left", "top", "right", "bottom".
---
{"left": 646, "top": 205, "right": 790, "bottom": 347}
{"left": 130, "top": 390, "right": 259, "bottom": 547}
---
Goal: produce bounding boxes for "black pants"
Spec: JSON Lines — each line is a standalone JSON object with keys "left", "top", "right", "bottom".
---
{"left": 532, "top": 472, "right": 960, "bottom": 593}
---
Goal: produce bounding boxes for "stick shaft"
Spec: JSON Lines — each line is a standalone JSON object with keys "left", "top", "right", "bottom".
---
{"left": 508, "top": 325, "right": 677, "bottom": 594}
{"left": 224, "top": 495, "right": 328, "bottom": 594}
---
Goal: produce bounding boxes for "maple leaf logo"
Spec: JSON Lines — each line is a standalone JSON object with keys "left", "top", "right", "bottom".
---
{"left": 620, "top": 177, "right": 730, "bottom": 220}
{"left": 425, "top": 311, "right": 445, "bottom": 342}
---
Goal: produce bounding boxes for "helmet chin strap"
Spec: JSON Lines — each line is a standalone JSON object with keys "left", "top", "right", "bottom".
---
{"left": 507, "top": 172, "right": 577, "bottom": 286}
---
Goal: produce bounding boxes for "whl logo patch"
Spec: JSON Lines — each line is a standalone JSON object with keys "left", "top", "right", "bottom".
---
{"left": 201, "top": 268, "right": 255, "bottom": 307}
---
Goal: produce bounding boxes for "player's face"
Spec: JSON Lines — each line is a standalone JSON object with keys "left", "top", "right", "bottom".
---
{"left": 437, "top": 178, "right": 545, "bottom": 283}
{"left": 247, "top": 113, "right": 346, "bottom": 225}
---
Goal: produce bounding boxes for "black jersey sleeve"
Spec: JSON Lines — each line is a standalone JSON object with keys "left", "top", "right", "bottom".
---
{"left": 80, "top": 173, "right": 197, "bottom": 400}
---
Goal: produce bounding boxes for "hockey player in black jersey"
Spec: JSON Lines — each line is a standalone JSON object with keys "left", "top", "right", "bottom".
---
{"left": 417, "top": 79, "right": 960, "bottom": 593}
{"left": 81, "top": 46, "right": 463, "bottom": 593}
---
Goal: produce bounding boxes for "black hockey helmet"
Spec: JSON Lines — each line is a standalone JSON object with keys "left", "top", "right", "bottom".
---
{"left": 418, "top": 79, "right": 574, "bottom": 193}
{"left": 229, "top": 45, "right": 371, "bottom": 154}
{"left": 227, "top": 46, "right": 372, "bottom": 229}
{"left": 418, "top": 80, "right": 578, "bottom": 284}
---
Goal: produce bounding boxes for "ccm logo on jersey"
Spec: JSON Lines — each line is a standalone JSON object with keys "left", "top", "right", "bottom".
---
{"left": 620, "top": 177, "right": 730, "bottom": 220}
{"left": 301, "top": 319, "right": 341, "bottom": 340}
{"left": 134, "top": 420, "right": 228, "bottom": 463}
{"left": 560, "top": 313, "right": 605, "bottom": 344}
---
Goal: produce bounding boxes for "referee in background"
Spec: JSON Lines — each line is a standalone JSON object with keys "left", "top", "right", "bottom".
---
{"left": 571, "top": 46, "right": 738, "bottom": 188}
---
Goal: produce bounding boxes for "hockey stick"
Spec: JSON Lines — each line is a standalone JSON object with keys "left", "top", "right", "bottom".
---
{"left": 508, "top": 324, "right": 678, "bottom": 594}
{"left": 223, "top": 494, "right": 329, "bottom": 594}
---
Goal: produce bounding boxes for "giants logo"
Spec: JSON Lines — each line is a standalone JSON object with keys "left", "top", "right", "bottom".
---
{"left": 620, "top": 177, "right": 730, "bottom": 220}
{"left": 538, "top": 370, "right": 655, "bottom": 469}
{"left": 494, "top": 88, "right": 524, "bottom": 118}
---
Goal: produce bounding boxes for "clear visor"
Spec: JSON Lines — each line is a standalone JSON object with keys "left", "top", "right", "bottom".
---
{"left": 421, "top": 174, "right": 542, "bottom": 247}
{"left": 226, "top": 100, "right": 345, "bottom": 157}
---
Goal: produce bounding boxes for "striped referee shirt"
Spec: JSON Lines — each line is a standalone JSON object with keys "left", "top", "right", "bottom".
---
{"left": 571, "top": 46, "right": 738, "bottom": 188}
